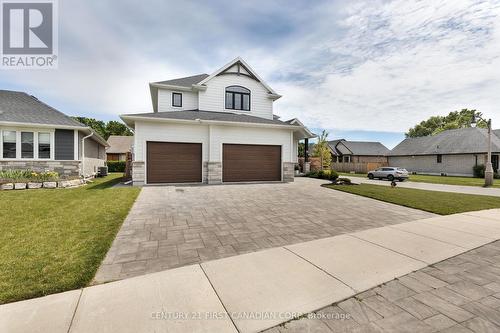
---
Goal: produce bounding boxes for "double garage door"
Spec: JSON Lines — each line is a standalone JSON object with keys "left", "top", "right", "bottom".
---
{"left": 146, "top": 142, "right": 281, "bottom": 183}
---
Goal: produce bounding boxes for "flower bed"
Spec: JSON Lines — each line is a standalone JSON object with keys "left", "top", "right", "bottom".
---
{"left": 0, "top": 170, "right": 82, "bottom": 190}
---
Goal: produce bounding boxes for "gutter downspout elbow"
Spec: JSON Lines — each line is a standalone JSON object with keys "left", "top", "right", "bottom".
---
{"left": 81, "top": 131, "right": 94, "bottom": 178}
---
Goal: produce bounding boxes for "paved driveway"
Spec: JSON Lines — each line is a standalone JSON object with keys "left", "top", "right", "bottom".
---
{"left": 94, "top": 177, "right": 435, "bottom": 283}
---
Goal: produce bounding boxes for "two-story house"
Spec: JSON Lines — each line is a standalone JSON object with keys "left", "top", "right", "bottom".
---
{"left": 120, "top": 57, "right": 314, "bottom": 185}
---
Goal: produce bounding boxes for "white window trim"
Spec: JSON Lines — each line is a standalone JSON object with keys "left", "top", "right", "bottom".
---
{"left": 0, "top": 128, "right": 55, "bottom": 161}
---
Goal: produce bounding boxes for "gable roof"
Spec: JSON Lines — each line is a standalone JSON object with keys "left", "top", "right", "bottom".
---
{"left": 153, "top": 74, "right": 209, "bottom": 88}
{"left": 328, "top": 139, "right": 390, "bottom": 156}
{"left": 196, "top": 57, "right": 280, "bottom": 97}
{"left": 106, "top": 135, "right": 133, "bottom": 154}
{"left": 0, "top": 90, "right": 85, "bottom": 128}
{"left": 149, "top": 57, "right": 281, "bottom": 112}
{"left": 390, "top": 127, "right": 500, "bottom": 156}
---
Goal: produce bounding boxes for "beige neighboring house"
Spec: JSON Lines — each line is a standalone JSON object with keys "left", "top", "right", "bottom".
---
{"left": 106, "top": 135, "right": 133, "bottom": 161}
{"left": 389, "top": 127, "right": 500, "bottom": 176}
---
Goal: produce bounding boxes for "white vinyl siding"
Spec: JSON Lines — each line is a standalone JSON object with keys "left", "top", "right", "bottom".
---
{"left": 198, "top": 74, "right": 273, "bottom": 119}
{"left": 208, "top": 125, "right": 291, "bottom": 163}
{"left": 158, "top": 89, "right": 198, "bottom": 112}
{"left": 134, "top": 121, "right": 210, "bottom": 162}
{"left": 134, "top": 121, "right": 293, "bottom": 164}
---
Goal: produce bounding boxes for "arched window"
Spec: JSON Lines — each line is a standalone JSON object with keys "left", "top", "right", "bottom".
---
{"left": 225, "top": 86, "right": 250, "bottom": 111}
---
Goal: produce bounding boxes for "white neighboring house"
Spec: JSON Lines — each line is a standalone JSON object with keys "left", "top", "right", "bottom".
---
{"left": 121, "top": 57, "right": 315, "bottom": 185}
{"left": 0, "top": 90, "right": 108, "bottom": 178}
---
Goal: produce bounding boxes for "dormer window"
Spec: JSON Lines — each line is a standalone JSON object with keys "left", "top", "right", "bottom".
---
{"left": 225, "top": 86, "right": 250, "bottom": 111}
{"left": 172, "top": 92, "right": 182, "bottom": 107}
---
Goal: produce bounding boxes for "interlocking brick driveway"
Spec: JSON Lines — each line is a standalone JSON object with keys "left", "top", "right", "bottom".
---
{"left": 267, "top": 241, "right": 500, "bottom": 333}
{"left": 94, "top": 177, "right": 434, "bottom": 283}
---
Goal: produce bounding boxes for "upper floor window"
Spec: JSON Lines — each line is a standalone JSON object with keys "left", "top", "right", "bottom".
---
{"left": 172, "top": 92, "right": 182, "bottom": 107}
{"left": 437, "top": 154, "right": 442, "bottom": 163}
{"left": 225, "top": 86, "right": 250, "bottom": 111}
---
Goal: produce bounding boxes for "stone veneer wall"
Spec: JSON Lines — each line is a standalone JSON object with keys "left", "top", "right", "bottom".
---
{"left": 207, "top": 162, "right": 222, "bottom": 184}
{"left": 0, "top": 160, "right": 80, "bottom": 177}
{"left": 132, "top": 161, "right": 145, "bottom": 186}
{"left": 282, "top": 162, "right": 295, "bottom": 182}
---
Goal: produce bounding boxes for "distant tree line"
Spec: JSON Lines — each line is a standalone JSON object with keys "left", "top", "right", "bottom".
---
{"left": 72, "top": 117, "right": 133, "bottom": 140}
{"left": 406, "top": 109, "right": 488, "bottom": 138}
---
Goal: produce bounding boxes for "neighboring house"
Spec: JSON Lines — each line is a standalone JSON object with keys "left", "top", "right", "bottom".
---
{"left": 389, "top": 127, "right": 500, "bottom": 176}
{"left": 106, "top": 135, "right": 133, "bottom": 161}
{"left": 120, "top": 57, "right": 315, "bottom": 185}
{"left": 0, "top": 90, "right": 108, "bottom": 177}
{"left": 329, "top": 139, "right": 390, "bottom": 173}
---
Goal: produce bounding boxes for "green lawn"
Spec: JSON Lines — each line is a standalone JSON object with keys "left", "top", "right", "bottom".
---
{"left": 0, "top": 174, "right": 140, "bottom": 304}
{"left": 339, "top": 172, "right": 499, "bottom": 188}
{"left": 325, "top": 183, "right": 500, "bottom": 215}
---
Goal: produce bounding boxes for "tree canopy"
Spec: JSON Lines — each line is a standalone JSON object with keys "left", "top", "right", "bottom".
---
{"left": 406, "top": 109, "right": 488, "bottom": 138}
{"left": 72, "top": 117, "right": 133, "bottom": 140}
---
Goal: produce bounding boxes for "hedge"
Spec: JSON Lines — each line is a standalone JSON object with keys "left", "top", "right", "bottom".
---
{"left": 306, "top": 169, "right": 339, "bottom": 181}
{"left": 107, "top": 161, "right": 126, "bottom": 172}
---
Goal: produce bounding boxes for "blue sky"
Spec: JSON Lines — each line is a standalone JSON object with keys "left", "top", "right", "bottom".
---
{"left": 2, "top": 0, "right": 500, "bottom": 148}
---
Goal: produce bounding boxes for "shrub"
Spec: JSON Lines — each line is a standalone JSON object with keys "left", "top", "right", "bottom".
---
{"left": 306, "top": 169, "right": 338, "bottom": 182}
{"left": 473, "top": 164, "right": 485, "bottom": 178}
{"left": 107, "top": 161, "right": 126, "bottom": 172}
{"left": 0, "top": 169, "right": 59, "bottom": 183}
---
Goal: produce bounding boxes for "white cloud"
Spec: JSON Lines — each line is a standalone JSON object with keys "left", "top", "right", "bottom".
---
{"left": 1, "top": 0, "right": 499, "bottom": 133}
{"left": 272, "top": 0, "right": 500, "bottom": 132}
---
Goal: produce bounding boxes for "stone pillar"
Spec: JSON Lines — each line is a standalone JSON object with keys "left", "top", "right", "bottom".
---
{"left": 132, "top": 161, "right": 145, "bottom": 186}
{"left": 303, "top": 162, "right": 311, "bottom": 174}
{"left": 207, "top": 162, "right": 222, "bottom": 184}
{"left": 283, "top": 162, "right": 295, "bottom": 182}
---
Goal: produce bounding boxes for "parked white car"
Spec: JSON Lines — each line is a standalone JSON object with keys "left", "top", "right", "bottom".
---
{"left": 367, "top": 167, "right": 409, "bottom": 181}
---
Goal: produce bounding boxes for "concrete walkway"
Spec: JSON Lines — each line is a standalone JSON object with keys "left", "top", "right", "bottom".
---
{"left": 352, "top": 177, "right": 500, "bottom": 197}
{"left": 2, "top": 209, "right": 500, "bottom": 333}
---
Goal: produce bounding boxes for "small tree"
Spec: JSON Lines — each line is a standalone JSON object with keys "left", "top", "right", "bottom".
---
{"left": 312, "top": 130, "right": 332, "bottom": 170}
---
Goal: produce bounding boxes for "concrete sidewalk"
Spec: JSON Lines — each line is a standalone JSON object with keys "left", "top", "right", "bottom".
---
{"left": 2, "top": 209, "right": 500, "bottom": 333}
{"left": 352, "top": 177, "right": 500, "bottom": 197}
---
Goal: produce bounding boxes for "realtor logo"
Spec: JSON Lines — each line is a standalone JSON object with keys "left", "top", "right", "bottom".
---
{"left": 1, "top": 0, "right": 58, "bottom": 68}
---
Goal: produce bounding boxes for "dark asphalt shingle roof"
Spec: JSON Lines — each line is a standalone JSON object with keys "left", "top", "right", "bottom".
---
{"left": 328, "top": 139, "right": 390, "bottom": 156}
{"left": 123, "top": 110, "right": 299, "bottom": 126}
{"left": 0, "top": 90, "right": 85, "bottom": 127}
{"left": 154, "top": 74, "right": 209, "bottom": 87}
{"left": 390, "top": 127, "right": 500, "bottom": 155}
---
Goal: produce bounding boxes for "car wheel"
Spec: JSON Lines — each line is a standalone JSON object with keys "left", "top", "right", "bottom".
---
{"left": 368, "top": 173, "right": 374, "bottom": 179}
{"left": 387, "top": 175, "right": 394, "bottom": 181}
{"left": 399, "top": 178, "right": 405, "bottom": 182}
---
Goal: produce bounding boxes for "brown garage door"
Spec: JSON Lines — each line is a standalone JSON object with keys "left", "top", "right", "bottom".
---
{"left": 223, "top": 144, "right": 281, "bottom": 182}
{"left": 147, "top": 142, "right": 202, "bottom": 183}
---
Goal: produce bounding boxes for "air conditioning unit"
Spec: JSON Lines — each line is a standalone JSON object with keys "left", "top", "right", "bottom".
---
{"left": 98, "top": 166, "right": 108, "bottom": 177}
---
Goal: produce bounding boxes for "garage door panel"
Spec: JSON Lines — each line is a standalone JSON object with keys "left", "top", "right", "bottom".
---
{"left": 147, "top": 142, "right": 202, "bottom": 183}
{"left": 223, "top": 144, "right": 281, "bottom": 182}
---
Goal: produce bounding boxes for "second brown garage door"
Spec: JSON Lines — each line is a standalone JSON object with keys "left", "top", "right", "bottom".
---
{"left": 223, "top": 144, "right": 281, "bottom": 182}
{"left": 147, "top": 142, "right": 202, "bottom": 183}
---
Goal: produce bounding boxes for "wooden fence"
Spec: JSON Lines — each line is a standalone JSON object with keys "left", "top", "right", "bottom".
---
{"left": 331, "top": 162, "right": 388, "bottom": 173}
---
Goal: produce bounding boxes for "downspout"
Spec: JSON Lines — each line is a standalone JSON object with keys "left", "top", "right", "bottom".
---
{"left": 81, "top": 131, "right": 94, "bottom": 178}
